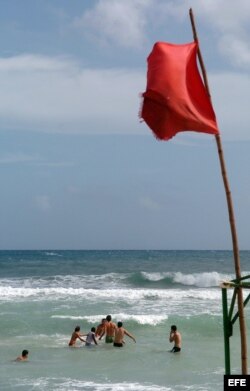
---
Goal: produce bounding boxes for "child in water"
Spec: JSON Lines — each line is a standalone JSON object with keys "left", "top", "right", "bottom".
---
{"left": 68, "top": 326, "right": 86, "bottom": 347}
{"left": 15, "top": 349, "right": 29, "bottom": 361}
{"left": 84, "top": 327, "right": 98, "bottom": 346}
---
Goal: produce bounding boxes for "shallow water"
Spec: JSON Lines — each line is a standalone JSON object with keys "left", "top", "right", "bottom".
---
{"left": 0, "top": 250, "right": 249, "bottom": 390}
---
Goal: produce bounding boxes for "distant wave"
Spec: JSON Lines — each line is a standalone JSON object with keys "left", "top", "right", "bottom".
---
{"left": 0, "top": 285, "right": 228, "bottom": 316}
{"left": 51, "top": 313, "right": 168, "bottom": 326}
{"left": 0, "top": 271, "right": 242, "bottom": 291}
{"left": 45, "top": 252, "right": 62, "bottom": 257}
{"left": 172, "top": 271, "right": 230, "bottom": 287}
{"left": 0, "top": 273, "right": 128, "bottom": 290}
{"left": 140, "top": 272, "right": 172, "bottom": 282}
{"left": 137, "top": 271, "right": 234, "bottom": 288}
{"left": 0, "top": 286, "right": 221, "bottom": 301}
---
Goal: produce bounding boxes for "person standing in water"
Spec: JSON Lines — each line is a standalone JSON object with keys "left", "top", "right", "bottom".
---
{"left": 169, "top": 325, "right": 182, "bottom": 353}
{"left": 113, "top": 321, "right": 136, "bottom": 347}
{"left": 85, "top": 327, "right": 98, "bottom": 346}
{"left": 100, "top": 315, "right": 117, "bottom": 343}
{"left": 95, "top": 318, "right": 106, "bottom": 340}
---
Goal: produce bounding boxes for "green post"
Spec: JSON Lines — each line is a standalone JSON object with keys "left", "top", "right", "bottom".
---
{"left": 222, "top": 288, "right": 231, "bottom": 374}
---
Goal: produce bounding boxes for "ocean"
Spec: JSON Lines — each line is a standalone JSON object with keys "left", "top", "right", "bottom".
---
{"left": 0, "top": 250, "right": 249, "bottom": 391}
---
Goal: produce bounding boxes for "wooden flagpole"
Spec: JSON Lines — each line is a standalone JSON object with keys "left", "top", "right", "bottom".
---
{"left": 189, "top": 8, "right": 248, "bottom": 375}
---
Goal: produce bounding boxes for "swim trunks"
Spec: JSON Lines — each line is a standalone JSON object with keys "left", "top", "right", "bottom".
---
{"left": 171, "top": 346, "right": 181, "bottom": 353}
{"left": 105, "top": 336, "right": 114, "bottom": 343}
{"left": 113, "top": 342, "right": 123, "bottom": 347}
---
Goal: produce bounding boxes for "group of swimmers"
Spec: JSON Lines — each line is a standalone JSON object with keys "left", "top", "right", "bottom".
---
{"left": 68, "top": 315, "right": 182, "bottom": 352}
{"left": 15, "top": 316, "right": 182, "bottom": 361}
{"left": 68, "top": 314, "right": 136, "bottom": 348}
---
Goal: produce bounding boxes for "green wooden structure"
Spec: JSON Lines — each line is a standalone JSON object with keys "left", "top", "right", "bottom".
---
{"left": 221, "top": 275, "right": 250, "bottom": 374}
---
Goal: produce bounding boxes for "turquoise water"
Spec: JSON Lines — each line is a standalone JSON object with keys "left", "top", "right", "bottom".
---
{"left": 0, "top": 250, "right": 249, "bottom": 390}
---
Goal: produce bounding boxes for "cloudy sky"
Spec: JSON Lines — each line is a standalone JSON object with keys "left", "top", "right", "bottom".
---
{"left": 0, "top": 0, "right": 250, "bottom": 250}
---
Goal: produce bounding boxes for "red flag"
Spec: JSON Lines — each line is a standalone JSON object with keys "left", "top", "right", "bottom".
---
{"left": 141, "top": 41, "right": 219, "bottom": 140}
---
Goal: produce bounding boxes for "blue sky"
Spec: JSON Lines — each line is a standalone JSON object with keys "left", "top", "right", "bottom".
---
{"left": 0, "top": 0, "right": 250, "bottom": 250}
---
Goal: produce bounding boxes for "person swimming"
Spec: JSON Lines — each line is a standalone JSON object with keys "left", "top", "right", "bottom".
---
{"left": 15, "top": 349, "right": 29, "bottom": 361}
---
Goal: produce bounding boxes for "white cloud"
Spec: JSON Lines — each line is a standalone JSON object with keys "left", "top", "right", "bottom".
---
{"left": 71, "top": 0, "right": 250, "bottom": 68}
{"left": 0, "top": 54, "right": 145, "bottom": 135}
{"left": 0, "top": 52, "right": 250, "bottom": 141}
{"left": 173, "top": 0, "right": 250, "bottom": 70}
{"left": 35, "top": 195, "right": 51, "bottom": 211}
{"left": 36, "top": 161, "right": 74, "bottom": 168}
{"left": 169, "top": 0, "right": 250, "bottom": 68}
{"left": 0, "top": 153, "right": 38, "bottom": 164}
{"left": 210, "top": 72, "right": 250, "bottom": 140}
{"left": 0, "top": 55, "right": 74, "bottom": 72}
{"left": 67, "top": 185, "right": 81, "bottom": 195}
{"left": 74, "top": 0, "right": 152, "bottom": 48}
{"left": 0, "top": 151, "right": 73, "bottom": 167}
{"left": 191, "top": 0, "right": 250, "bottom": 33}
{"left": 139, "top": 196, "right": 160, "bottom": 211}
{"left": 218, "top": 36, "right": 250, "bottom": 68}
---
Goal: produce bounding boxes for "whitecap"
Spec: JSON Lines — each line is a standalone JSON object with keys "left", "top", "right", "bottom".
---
{"left": 51, "top": 313, "right": 168, "bottom": 326}
{"left": 141, "top": 272, "right": 171, "bottom": 282}
{"left": 173, "top": 271, "right": 233, "bottom": 287}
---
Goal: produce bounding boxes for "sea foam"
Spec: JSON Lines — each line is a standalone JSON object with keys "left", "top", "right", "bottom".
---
{"left": 14, "top": 378, "right": 172, "bottom": 391}
{"left": 141, "top": 271, "right": 234, "bottom": 287}
{"left": 0, "top": 286, "right": 221, "bottom": 301}
{"left": 51, "top": 313, "right": 168, "bottom": 326}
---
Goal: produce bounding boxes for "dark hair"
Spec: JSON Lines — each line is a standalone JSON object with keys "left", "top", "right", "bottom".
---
{"left": 91, "top": 327, "right": 96, "bottom": 332}
{"left": 171, "top": 325, "right": 177, "bottom": 331}
{"left": 22, "top": 350, "right": 29, "bottom": 357}
{"left": 106, "top": 315, "right": 111, "bottom": 321}
{"left": 75, "top": 326, "right": 80, "bottom": 332}
{"left": 117, "top": 321, "right": 123, "bottom": 328}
